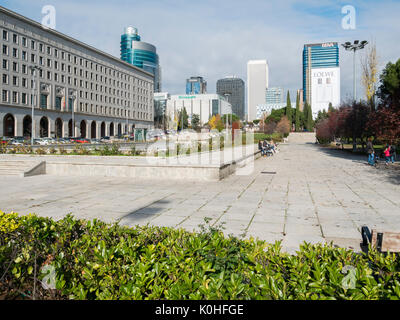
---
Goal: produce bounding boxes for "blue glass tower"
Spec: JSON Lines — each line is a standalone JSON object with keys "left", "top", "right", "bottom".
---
{"left": 303, "top": 42, "right": 339, "bottom": 104}
{"left": 186, "top": 76, "right": 207, "bottom": 94}
{"left": 121, "top": 27, "right": 161, "bottom": 92}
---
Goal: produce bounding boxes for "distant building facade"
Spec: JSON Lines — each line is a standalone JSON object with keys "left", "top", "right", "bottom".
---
{"left": 165, "top": 94, "right": 232, "bottom": 129}
{"left": 303, "top": 42, "right": 340, "bottom": 115}
{"left": 266, "top": 87, "right": 284, "bottom": 104}
{"left": 247, "top": 60, "right": 268, "bottom": 121}
{"left": 154, "top": 92, "right": 169, "bottom": 129}
{"left": 216, "top": 76, "right": 245, "bottom": 120}
{"left": 0, "top": 6, "right": 154, "bottom": 139}
{"left": 186, "top": 76, "right": 207, "bottom": 95}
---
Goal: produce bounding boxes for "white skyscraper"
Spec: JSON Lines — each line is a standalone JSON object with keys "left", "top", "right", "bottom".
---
{"left": 247, "top": 60, "right": 269, "bottom": 121}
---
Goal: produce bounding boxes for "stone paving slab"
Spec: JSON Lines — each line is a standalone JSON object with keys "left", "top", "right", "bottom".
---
{"left": 1, "top": 133, "right": 400, "bottom": 253}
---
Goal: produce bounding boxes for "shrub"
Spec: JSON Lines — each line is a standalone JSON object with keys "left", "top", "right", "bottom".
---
{"left": 1, "top": 212, "right": 400, "bottom": 300}
{"left": 49, "top": 147, "right": 57, "bottom": 154}
{"left": 58, "top": 147, "right": 67, "bottom": 155}
{"left": 99, "top": 145, "right": 110, "bottom": 156}
{"left": 110, "top": 143, "right": 121, "bottom": 155}
{"left": 129, "top": 145, "right": 137, "bottom": 156}
{"left": 35, "top": 147, "right": 47, "bottom": 155}
{"left": 276, "top": 116, "right": 291, "bottom": 135}
{"left": 7, "top": 147, "right": 17, "bottom": 154}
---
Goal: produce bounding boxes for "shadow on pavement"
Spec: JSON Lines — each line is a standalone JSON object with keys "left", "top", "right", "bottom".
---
{"left": 316, "top": 145, "right": 400, "bottom": 185}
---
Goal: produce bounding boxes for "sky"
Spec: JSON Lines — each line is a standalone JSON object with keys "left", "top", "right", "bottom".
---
{"left": 1, "top": 0, "right": 400, "bottom": 106}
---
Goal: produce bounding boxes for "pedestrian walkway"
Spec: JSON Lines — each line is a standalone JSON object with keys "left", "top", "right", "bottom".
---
{"left": 1, "top": 132, "right": 399, "bottom": 253}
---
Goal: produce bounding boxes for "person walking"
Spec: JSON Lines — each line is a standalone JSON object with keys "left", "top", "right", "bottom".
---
{"left": 383, "top": 145, "right": 391, "bottom": 165}
{"left": 390, "top": 144, "right": 396, "bottom": 164}
{"left": 366, "top": 138, "right": 375, "bottom": 165}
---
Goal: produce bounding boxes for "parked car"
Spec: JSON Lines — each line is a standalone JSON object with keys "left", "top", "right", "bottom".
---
{"left": 10, "top": 139, "right": 24, "bottom": 146}
{"left": 56, "top": 138, "right": 69, "bottom": 144}
{"left": 34, "top": 138, "right": 49, "bottom": 145}
{"left": 42, "top": 137, "right": 56, "bottom": 144}
{"left": 61, "top": 137, "right": 72, "bottom": 144}
{"left": 75, "top": 138, "right": 90, "bottom": 144}
{"left": 90, "top": 138, "right": 101, "bottom": 144}
{"left": 100, "top": 136, "right": 110, "bottom": 143}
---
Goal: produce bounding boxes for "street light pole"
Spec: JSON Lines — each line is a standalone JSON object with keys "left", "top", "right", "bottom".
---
{"left": 29, "top": 65, "right": 42, "bottom": 146}
{"left": 342, "top": 40, "right": 368, "bottom": 102}
{"left": 341, "top": 40, "right": 368, "bottom": 151}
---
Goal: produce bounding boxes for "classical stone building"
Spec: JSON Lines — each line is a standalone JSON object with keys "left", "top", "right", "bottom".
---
{"left": 0, "top": 6, "right": 154, "bottom": 139}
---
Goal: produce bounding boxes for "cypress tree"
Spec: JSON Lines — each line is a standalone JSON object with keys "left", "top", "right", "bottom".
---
{"left": 306, "top": 103, "right": 313, "bottom": 131}
{"left": 295, "top": 92, "right": 300, "bottom": 132}
{"left": 303, "top": 101, "right": 309, "bottom": 130}
{"left": 285, "top": 90, "right": 292, "bottom": 128}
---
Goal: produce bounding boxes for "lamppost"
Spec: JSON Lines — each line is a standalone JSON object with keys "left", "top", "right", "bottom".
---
{"left": 341, "top": 40, "right": 368, "bottom": 152}
{"left": 69, "top": 89, "right": 77, "bottom": 137}
{"left": 341, "top": 40, "right": 368, "bottom": 102}
{"left": 29, "top": 65, "right": 42, "bottom": 146}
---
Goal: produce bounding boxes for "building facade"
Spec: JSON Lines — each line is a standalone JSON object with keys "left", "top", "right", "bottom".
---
{"left": 165, "top": 94, "right": 232, "bottom": 129}
{"left": 216, "top": 76, "right": 245, "bottom": 121}
{"left": 120, "top": 26, "right": 161, "bottom": 93}
{"left": 186, "top": 76, "right": 207, "bottom": 95}
{"left": 266, "top": 87, "right": 284, "bottom": 104}
{"left": 247, "top": 60, "right": 268, "bottom": 122}
{"left": 154, "top": 92, "right": 169, "bottom": 129}
{"left": 303, "top": 42, "right": 340, "bottom": 116}
{"left": 0, "top": 6, "right": 154, "bottom": 139}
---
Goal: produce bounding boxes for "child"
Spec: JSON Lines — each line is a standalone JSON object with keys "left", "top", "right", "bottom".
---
{"left": 383, "top": 145, "right": 391, "bottom": 165}
{"left": 366, "top": 138, "right": 374, "bottom": 165}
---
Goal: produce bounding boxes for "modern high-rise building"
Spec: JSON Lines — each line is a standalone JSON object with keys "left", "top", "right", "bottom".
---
{"left": 247, "top": 60, "right": 268, "bottom": 121}
{"left": 121, "top": 27, "right": 161, "bottom": 92}
{"left": 216, "top": 76, "right": 245, "bottom": 120}
{"left": 186, "top": 76, "right": 207, "bottom": 94}
{"left": 303, "top": 42, "right": 340, "bottom": 116}
{"left": 266, "top": 87, "right": 284, "bottom": 104}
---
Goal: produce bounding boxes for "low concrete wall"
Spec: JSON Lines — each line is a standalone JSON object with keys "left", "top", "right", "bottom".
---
{"left": 46, "top": 161, "right": 221, "bottom": 181}
{"left": 23, "top": 161, "right": 46, "bottom": 177}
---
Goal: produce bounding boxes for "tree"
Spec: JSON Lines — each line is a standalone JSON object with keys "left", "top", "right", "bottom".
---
{"left": 361, "top": 41, "right": 378, "bottom": 108}
{"left": 177, "top": 107, "right": 189, "bottom": 131}
{"left": 367, "top": 106, "right": 400, "bottom": 144}
{"left": 295, "top": 91, "right": 300, "bottom": 132}
{"left": 303, "top": 102, "right": 313, "bottom": 131}
{"left": 208, "top": 114, "right": 224, "bottom": 132}
{"left": 377, "top": 58, "right": 400, "bottom": 108}
{"left": 266, "top": 107, "right": 286, "bottom": 123}
{"left": 262, "top": 121, "right": 277, "bottom": 134}
{"left": 221, "top": 114, "right": 240, "bottom": 125}
{"left": 285, "top": 90, "right": 292, "bottom": 124}
{"left": 191, "top": 114, "right": 200, "bottom": 131}
{"left": 316, "top": 118, "right": 334, "bottom": 144}
{"left": 276, "top": 116, "right": 291, "bottom": 136}
{"left": 368, "top": 58, "right": 400, "bottom": 145}
{"left": 315, "top": 109, "right": 329, "bottom": 125}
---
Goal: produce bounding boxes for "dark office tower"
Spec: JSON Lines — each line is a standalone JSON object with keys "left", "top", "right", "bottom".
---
{"left": 216, "top": 77, "right": 245, "bottom": 120}
{"left": 186, "top": 76, "right": 207, "bottom": 94}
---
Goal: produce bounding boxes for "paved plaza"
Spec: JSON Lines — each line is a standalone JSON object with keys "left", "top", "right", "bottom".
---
{"left": 1, "top": 133, "right": 399, "bottom": 253}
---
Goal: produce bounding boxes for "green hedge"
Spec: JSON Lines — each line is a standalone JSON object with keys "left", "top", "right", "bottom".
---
{"left": 1, "top": 212, "right": 400, "bottom": 300}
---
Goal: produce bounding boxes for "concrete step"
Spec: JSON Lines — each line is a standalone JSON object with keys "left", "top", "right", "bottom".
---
{"left": 0, "top": 161, "right": 39, "bottom": 176}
